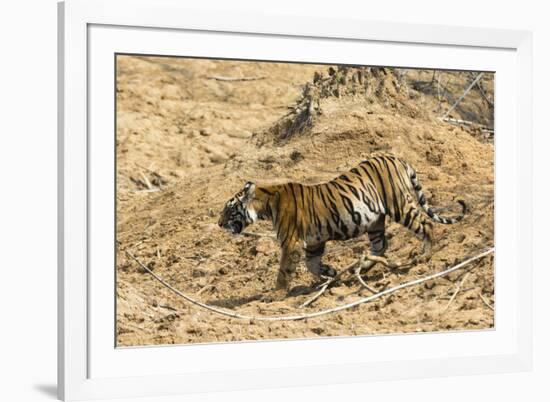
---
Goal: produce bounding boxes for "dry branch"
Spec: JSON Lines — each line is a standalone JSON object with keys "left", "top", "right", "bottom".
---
{"left": 355, "top": 270, "right": 379, "bottom": 294}
{"left": 440, "top": 117, "right": 494, "bottom": 134}
{"left": 475, "top": 81, "right": 494, "bottom": 107}
{"left": 298, "top": 259, "right": 359, "bottom": 309}
{"left": 442, "top": 272, "right": 469, "bottom": 312}
{"left": 441, "top": 73, "right": 484, "bottom": 119}
{"left": 124, "top": 247, "right": 494, "bottom": 322}
{"left": 298, "top": 279, "right": 332, "bottom": 309}
{"left": 139, "top": 171, "right": 153, "bottom": 190}
{"left": 135, "top": 162, "right": 164, "bottom": 179}
{"left": 478, "top": 292, "right": 495, "bottom": 311}
{"left": 300, "top": 253, "right": 412, "bottom": 308}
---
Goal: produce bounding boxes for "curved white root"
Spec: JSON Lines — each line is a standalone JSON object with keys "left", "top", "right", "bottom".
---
{"left": 124, "top": 248, "right": 494, "bottom": 322}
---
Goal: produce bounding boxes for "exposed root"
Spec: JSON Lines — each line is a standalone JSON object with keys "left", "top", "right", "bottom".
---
{"left": 124, "top": 247, "right": 494, "bottom": 321}
{"left": 355, "top": 270, "right": 379, "bottom": 294}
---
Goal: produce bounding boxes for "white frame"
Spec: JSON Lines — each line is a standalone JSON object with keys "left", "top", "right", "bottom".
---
{"left": 58, "top": 0, "right": 533, "bottom": 400}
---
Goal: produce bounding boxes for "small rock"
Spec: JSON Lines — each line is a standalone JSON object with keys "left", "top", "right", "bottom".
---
{"left": 209, "top": 152, "right": 228, "bottom": 163}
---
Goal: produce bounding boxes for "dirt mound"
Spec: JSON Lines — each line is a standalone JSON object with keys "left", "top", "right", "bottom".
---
{"left": 116, "top": 56, "right": 494, "bottom": 347}
{"left": 266, "top": 66, "right": 424, "bottom": 141}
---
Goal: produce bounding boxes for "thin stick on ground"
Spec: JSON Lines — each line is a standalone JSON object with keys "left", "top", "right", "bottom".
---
{"left": 440, "top": 117, "right": 494, "bottom": 134}
{"left": 298, "top": 280, "right": 331, "bottom": 309}
{"left": 442, "top": 72, "right": 484, "bottom": 119}
{"left": 443, "top": 272, "right": 469, "bottom": 312}
{"left": 135, "top": 162, "right": 164, "bottom": 179}
{"left": 124, "top": 247, "right": 494, "bottom": 322}
{"left": 355, "top": 270, "right": 379, "bottom": 294}
{"left": 139, "top": 171, "right": 153, "bottom": 190}
{"left": 475, "top": 80, "right": 494, "bottom": 107}
{"left": 478, "top": 292, "right": 495, "bottom": 311}
{"left": 299, "top": 255, "right": 381, "bottom": 309}
{"left": 298, "top": 260, "right": 359, "bottom": 309}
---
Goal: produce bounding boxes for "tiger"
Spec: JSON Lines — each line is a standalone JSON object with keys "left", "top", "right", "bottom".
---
{"left": 218, "top": 153, "right": 466, "bottom": 292}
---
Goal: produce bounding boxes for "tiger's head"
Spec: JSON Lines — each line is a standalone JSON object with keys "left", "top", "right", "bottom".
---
{"left": 218, "top": 181, "right": 257, "bottom": 235}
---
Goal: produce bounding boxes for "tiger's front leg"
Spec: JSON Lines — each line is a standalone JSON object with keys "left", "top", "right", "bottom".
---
{"left": 275, "top": 242, "right": 301, "bottom": 291}
{"left": 305, "top": 243, "right": 337, "bottom": 279}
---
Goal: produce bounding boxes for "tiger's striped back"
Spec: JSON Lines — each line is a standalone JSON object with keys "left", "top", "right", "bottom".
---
{"left": 245, "top": 154, "right": 465, "bottom": 248}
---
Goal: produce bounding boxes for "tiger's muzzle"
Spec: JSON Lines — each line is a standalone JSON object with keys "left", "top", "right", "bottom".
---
{"left": 218, "top": 207, "right": 246, "bottom": 235}
{"left": 219, "top": 219, "right": 243, "bottom": 235}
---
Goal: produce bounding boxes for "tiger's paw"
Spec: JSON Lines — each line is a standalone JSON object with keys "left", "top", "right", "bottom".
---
{"left": 320, "top": 264, "right": 337, "bottom": 278}
{"left": 275, "top": 271, "right": 290, "bottom": 290}
{"left": 262, "top": 289, "right": 288, "bottom": 303}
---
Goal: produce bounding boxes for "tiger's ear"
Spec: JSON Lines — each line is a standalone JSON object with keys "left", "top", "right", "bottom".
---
{"left": 241, "top": 181, "right": 256, "bottom": 203}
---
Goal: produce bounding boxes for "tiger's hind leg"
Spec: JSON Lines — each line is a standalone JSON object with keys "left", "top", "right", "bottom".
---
{"left": 305, "top": 243, "right": 337, "bottom": 279}
{"left": 400, "top": 202, "right": 434, "bottom": 261}
{"left": 360, "top": 214, "right": 389, "bottom": 275}
{"left": 366, "top": 214, "right": 388, "bottom": 257}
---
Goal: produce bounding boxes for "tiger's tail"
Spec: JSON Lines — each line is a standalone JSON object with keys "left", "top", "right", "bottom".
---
{"left": 407, "top": 165, "right": 466, "bottom": 224}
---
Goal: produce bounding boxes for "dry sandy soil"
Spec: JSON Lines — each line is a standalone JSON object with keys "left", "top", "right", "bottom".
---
{"left": 115, "top": 55, "right": 494, "bottom": 347}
